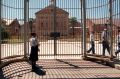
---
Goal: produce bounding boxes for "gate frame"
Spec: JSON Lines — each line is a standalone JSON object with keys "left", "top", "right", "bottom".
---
{"left": 109, "top": 0, "right": 113, "bottom": 58}
{"left": 0, "top": 0, "right": 2, "bottom": 64}
{"left": 24, "top": 0, "right": 29, "bottom": 58}
{"left": 81, "top": 0, "right": 87, "bottom": 58}
{"left": 0, "top": 0, "right": 117, "bottom": 66}
{"left": 52, "top": 0, "right": 57, "bottom": 56}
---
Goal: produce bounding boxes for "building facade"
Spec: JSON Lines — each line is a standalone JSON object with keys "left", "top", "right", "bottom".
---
{"left": 8, "top": 19, "right": 20, "bottom": 36}
{"left": 35, "top": 5, "right": 69, "bottom": 37}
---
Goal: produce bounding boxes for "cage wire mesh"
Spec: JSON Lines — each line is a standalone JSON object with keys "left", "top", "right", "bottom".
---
{"left": 0, "top": 0, "right": 120, "bottom": 60}
{"left": 86, "top": 0, "right": 120, "bottom": 58}
{"left": 1, "top": 0, "right": 25, "bottom": 59}
{"left": 28, "top": 0, "right": 82, "bottom": 59}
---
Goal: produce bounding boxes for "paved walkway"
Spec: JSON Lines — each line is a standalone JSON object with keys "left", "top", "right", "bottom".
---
{"left": 1, "top": 59, "right": 120, "bottom": 79}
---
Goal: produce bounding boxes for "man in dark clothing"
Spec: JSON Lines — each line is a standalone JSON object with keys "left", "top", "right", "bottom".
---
{"left": 101, "top": 28, "right": 110, "bottom": 56}
{"left": 115, "top": 30, "right": 120, "bottom": 56}
{"left": 87, "top": 31, "right": 95, "bottom": 54}
{"left": 29, "top": 33, "right": 39, "bottom": 71}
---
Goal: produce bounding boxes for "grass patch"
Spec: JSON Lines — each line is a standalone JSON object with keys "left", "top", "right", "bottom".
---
{"left": 2, "top": 39, "right": 24, "bottom": 44}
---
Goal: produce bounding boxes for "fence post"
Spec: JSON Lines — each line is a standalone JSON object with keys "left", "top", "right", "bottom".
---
{"left": 51, "top": 0, "right": 57, "bottom": 56}
{"left": 81, "top": 0, "right": 87, "bottom": 58}
{"left": 27, "top": 0, "right": 29, "bottom": 57}
{"left": 109, "top": 0, "right": 113, "bottom": 59}
{"left": 0, "top": 0, "right": 2, "bottom": 63}
{"left": 24, "top": 0, "right": 28, "bottom": 58}
{"left": 81, "top": 0, "right": 83, "bottom": 56}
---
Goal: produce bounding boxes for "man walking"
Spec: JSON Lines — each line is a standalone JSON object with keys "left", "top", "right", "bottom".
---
{"left": 87, "top": 31, "right": 95, "bottom": 54}
{"left": 115, "top": 30, "right": 120, "bottom": 56}
{"left": 101, "top": 28, "right": 110, "bottom": 56}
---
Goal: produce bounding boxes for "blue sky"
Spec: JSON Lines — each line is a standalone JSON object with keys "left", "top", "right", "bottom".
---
{"left": 1, "top": 0, "right": 120, "bottom": 23}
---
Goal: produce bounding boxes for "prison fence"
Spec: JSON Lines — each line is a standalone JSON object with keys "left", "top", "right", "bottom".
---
{"left": 0, "top": 0, "right": 120, "bottom": 65}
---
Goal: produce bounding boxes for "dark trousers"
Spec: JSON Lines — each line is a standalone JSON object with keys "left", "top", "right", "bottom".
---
{"left": 115, "top": 43, "right": 120, "bottom": 54}
{"left": 87, "top": 41, "right": 95, "bottom": 54}
{"left": 31, "top": 61, "right": 37, "bottom": 70}
{"left": 102, "top": 41, "right": 110, "bottom": 56}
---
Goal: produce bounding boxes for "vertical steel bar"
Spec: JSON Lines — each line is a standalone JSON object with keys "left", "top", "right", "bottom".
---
{"left": 81, "top": 0, "right": 87, "bottom": 58}
{"left": 24, "top": 0, "right": 27, "bottom": 58}
{"left": 53, "top": 0, "right": 57, "bottom": 56}
{"left": 81, "top": 0, "right": 83, "bottom": 55}
{"left": 118, "top": 0, "right": 120, "bottom": 60}
{"left": 109, "top": 0, "right": 113, "bottom": 58}
{"left": 0, "top": 0, "right": 2, "bottom": 63}
{"left": 27, "top": 0, "right": 29, "bottom": 57}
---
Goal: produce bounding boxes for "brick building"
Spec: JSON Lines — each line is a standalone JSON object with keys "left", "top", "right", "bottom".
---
{"left": 35, "top": 5, "right": 69, "bottom": 37}
{"left": 68, "top": 21, "right": 81, "bottom": 36}
{"left": 0, "top": 19, "right": 6, "bottom": 26}
{"left": 8, "top": 19, "right": 20, "bottom": 36}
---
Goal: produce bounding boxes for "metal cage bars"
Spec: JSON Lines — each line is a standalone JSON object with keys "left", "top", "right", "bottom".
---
{"left": 0, "top": 0, "right": 2, "bottom": 63}
{"left": 81, "top": 0, "right": 87, "bottom": 58}
{"left": 52, "top": 0, "right": 57, "bottom": 56}
{"left": 109, "top": 0, "right": 113, "bottom": 58}
{"left": 24, "top": 0, "right": 29, "bottom": 58}
{"left": 0, "top": 0, "right": 119, "bottom": 64}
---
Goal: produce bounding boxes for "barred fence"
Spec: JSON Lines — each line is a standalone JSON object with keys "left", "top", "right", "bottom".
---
{"left": 0, "top": 0, "right": 120, "bottom": 64}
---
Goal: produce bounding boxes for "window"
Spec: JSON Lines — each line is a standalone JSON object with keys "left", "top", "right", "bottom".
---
{"left": 46, "top": 22, "right": 48, "bottom": 27}
{"left": 15, "top": 28, "right": 18, "bottom": 33}
{"left": 56, "top": 22, "right": 58, "bottom": 27}
{"left": 41, "top": 22, "right": 43, "bottom": 27}
{"left": 51, "top": 9, "right": 53, "bottom": 12}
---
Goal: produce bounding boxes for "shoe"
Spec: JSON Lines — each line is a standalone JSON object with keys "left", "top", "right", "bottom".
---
{"left": 93, "top": 53, "right": 95, "bottom": 55}
{"left": 33, "top": 66, "right": 39, "bottom": 70}
{"left": 113, "top": 56, "right": 116, "bottom": 58}
{"left": 31, "top": 66, "right": 39, "bottom": 72}
{"left": 31, "top": 69, "right": 36, "bottom": 72}
{"left": 87, "top": 51, "right": 89, "bottom": 53}
{"left": 31, "top": 67, "right": 39, "bottom": 72}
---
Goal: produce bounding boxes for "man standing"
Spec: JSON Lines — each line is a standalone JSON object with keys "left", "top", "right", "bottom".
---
{"left": 29, "top": 33, "right": 39, "bottom": 71}
{"left": 87, "top": 31, "right": 95, "bottom": 54}
{"left": 101, "top": 28, "right": 110, "bottom": 56}
{"left": 115, "top": 30, "right": 120, "bottom": 56}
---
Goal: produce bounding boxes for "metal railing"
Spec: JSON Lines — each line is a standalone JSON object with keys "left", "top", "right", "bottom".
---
{"left": 0, "top": 0, "right": 120, "bottom": 65}
{"left": 85, "top": 0, "right": 120, "bottom": 59}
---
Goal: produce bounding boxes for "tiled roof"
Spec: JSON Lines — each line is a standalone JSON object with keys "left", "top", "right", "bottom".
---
{"left": 91, "top": 18, "right": 120, "bottom": 27}
{"left": 113, "top": 19, "right": 120, "bottom": 27}
{"left": 9, "top": 18, "right": 20, "bottom": 27}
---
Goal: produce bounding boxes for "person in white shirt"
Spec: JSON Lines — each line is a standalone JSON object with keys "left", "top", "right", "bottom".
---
{"left": 115, "top": 30, "right": 120, "bottom": 56}
{"left": 29, "top": 33, "right": 39, "bottom": 71}
{"left": 87, "top": 31, "right": 95, "bottom": 54}
{"left": 101, "top": 28, "right": 110, "bottom": 56}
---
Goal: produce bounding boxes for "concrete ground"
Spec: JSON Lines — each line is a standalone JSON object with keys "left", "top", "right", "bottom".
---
{"left": 1, "top": 40, "right": 120, "bottom": 79}
{"left": 1, "top": 59, "right": 120, "bottom": 79}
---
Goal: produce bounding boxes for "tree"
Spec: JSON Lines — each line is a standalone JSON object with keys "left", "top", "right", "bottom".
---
{"left": 0, "top": 26, "right": 9, "bottom": 40}
{"left": 29, "top": 18, "right": 34, "bottom": 33}
{"left": 70, "top": 17, "right": 77, "bottom": 38}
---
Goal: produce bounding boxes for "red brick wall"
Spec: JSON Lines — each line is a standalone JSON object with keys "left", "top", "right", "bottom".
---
{"left": 9, "top": 19, "right": 20, "bottom": 36}
{"left": 35, "top": 6, "right": 69, "bottom": 37}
